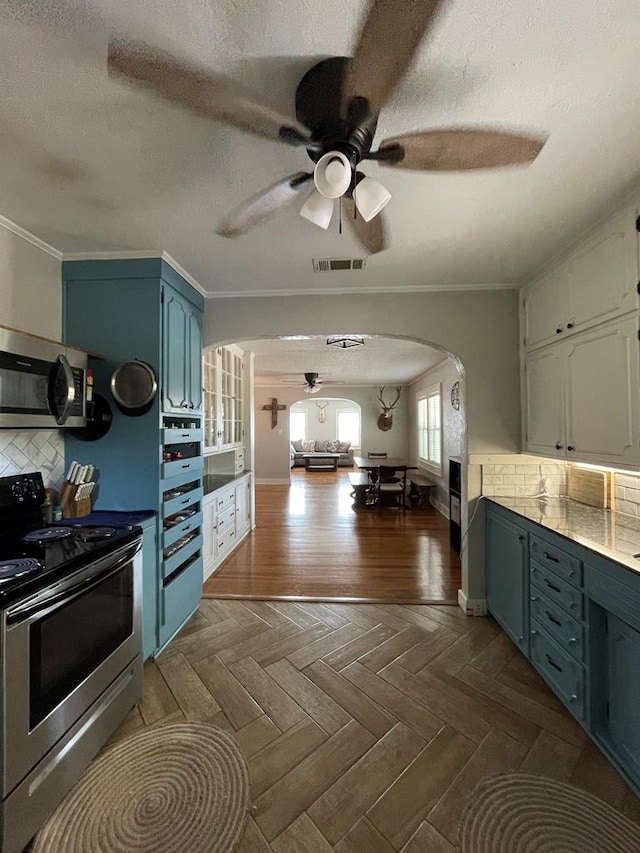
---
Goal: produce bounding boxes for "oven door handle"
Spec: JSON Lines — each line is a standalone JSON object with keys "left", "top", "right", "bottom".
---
{"left": 6, "top": 541, "right": 140, "bottom": 626}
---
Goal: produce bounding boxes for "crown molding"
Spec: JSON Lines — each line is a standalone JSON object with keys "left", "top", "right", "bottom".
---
{"left": 0, "top": 214, "right": 62, "bottom": 260}
{"left": 60, "top": 249, "right": 208, "bottom": 296}
{"left": 205, "top": 281, "right": 519, "bottom": 299}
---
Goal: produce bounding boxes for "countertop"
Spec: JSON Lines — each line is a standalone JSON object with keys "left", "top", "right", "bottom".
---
{"left": 203, "top": 470, "right": 250, "bottom": 496}
{"left": 484, "top": 496, "right": 640, "bottom": 575}
{"left": 72, "top": 509, "right": 157, "bottom": 527}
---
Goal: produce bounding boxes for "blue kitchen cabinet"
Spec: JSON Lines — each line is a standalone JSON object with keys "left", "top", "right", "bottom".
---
{"left": 63, "top": 258, "right": 205, "bottom": 659}
{"left": 486, "top": 499, "right": 640, "bottom": 795}
{"left": 140, "top": 516, "right": 158, "bottom": 660}
{"left": 486, "top": 505, "right": 529, "bottom": 653}
{"left": 162, "top": 287, "right": 202, "bottom": 414}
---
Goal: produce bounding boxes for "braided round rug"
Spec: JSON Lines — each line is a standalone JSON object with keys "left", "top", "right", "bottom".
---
{"left": 32, "top": 722, "right": 250, "bottom": 853}
{"left": 459, "top": 773, "right": 640, "bottom": 853}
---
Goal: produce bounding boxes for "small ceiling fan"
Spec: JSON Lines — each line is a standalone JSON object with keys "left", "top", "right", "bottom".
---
{"left": 107, "top": 0, "right": 547, "bottom": 255}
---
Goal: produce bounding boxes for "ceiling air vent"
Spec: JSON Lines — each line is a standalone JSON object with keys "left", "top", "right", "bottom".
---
{"left": 312, "top": 258, "right": 367, "bottom": 272}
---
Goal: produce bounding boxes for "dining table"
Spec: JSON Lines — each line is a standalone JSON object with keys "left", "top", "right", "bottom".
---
{"left": 353, "top": 456, "right": 410, "bottom": 470}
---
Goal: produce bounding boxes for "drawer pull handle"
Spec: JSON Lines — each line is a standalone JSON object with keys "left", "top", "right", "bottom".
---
{"left": 542, "top": 551, "right": 559, "bottom": 563}
{"left": 531, "top": 595, "right": 538, "bottom": 602}
{"left": 544, "top": 578, "right": 561, "bottom": 593}
{"left": 569, "top": 693, "right": 578, "bottom": 702}
{"left": 545, "top": 653, "right": 563, "bottom": 673}
{"left": 531, "top": 629, "right": 538, "bottom": 636}
{"left": 181, "top": 524, "right": 191, "bottom": 532}
{"left": 181, "top": 499, "right": 189, "bottom": 505}
{"left": 182, "top": 464, "right": 190, "bottom": 469}
{"left": 568, "top": 638, "right": 577, "bottom": 645}
{"left": 545, "top": 610, "right": 562, "bottom": 628}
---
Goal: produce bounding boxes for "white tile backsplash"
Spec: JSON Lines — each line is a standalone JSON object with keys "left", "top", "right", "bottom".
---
{"left": 0, "top": 430, "right": 65, "bottom": 491}
{"left": 482, "top": 459, "right": 567, "bottom": 498}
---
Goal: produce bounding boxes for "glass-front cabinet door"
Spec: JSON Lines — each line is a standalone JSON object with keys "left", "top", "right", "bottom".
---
{"left": 203, "top": 345, "right": 244, "bottom": 453}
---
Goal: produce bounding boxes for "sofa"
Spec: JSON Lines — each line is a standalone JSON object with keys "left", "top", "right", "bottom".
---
{"left": 290, "top": 439, "right": 355, "bottom": 468}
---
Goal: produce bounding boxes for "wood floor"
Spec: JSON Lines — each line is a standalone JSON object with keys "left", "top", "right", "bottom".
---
{"left": 203, "top": 469, "right": 461, "bottom": 603}
{"left": 111, "top": 599, "right": 640, "bottom": 851}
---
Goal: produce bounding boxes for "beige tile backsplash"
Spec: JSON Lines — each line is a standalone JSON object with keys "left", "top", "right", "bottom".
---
{"left": 614, "top": 471, "right": 640, "bottom": 518}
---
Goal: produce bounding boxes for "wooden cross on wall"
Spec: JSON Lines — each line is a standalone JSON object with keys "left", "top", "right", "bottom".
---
{"left": 262, "top": 397, "right": 286, "bottom": 429}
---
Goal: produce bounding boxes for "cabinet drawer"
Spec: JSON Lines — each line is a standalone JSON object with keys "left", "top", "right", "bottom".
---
{"left": 162, "top": 533, "right": 202, "bottom": 579}
{"left": 530, "top": 535, "right": 582, "bottom": 586}
{"left": 161, "top": 428, "right": 201, "bottom": 445}
{"left": 217, "top": 528, "right": 236, "bottom": 559}
{"left": 161, "top": 555, "right": 202, "bottom": 639}
{"left": 215, "top": 486, "right": 236, "bottom": 513}
{"left": 163, "top": 511, "right": 203, "bottom": 549}
{"left": 162, "top": 486, "right": 203, "bottom": 519}
{"left": 530, "top": 588, "right": 585, "bottom": 662}
{"left": 530, "top": 621, "right": 585, "bottom": 719}
{"left": 216, "top": 506, "right": 236, "bottom": 539}
{"left": 162, "top": 456, "right": 203, "bottom": 480}
{"left": 530, "top": 561, "right": 584, "bottom": 618}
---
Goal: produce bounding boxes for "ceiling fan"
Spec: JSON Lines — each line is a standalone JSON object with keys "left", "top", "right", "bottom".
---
{"left": 107, "top": 0, "right": 547, "bottom": 255}
{"left": 280, "top": 372, "right": 335, "bottom": 393}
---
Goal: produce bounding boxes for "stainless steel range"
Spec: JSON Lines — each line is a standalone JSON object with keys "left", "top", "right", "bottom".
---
{"left": 0, "top": 472, "right": 143, "bottom": 853}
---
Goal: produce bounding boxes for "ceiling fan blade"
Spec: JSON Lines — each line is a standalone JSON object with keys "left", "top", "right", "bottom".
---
{"left": 343, "top": 0, "right": 444, "bottom": 117}
{"left": 108, "top": 39, "right": 311, "bottom": 146}
{"left": 343, "top": 198, "right": 388, "bottom": 255}
{"left": 376, "top": 128, "right": 547, "bottom": 171}
{"left": 216, "top": 172, "right": 313, "bottom": 238}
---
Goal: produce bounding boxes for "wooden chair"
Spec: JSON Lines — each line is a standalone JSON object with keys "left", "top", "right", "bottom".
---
{"left": 375, "top": 465, "right": 407, "bottom": 512}
{"left": 366, "top": 452, "right": 387, "bottom": 484}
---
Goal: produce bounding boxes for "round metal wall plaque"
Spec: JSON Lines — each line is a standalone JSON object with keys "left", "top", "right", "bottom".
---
{"left": 110, "top": 360, "right": 158, "bottom": 414}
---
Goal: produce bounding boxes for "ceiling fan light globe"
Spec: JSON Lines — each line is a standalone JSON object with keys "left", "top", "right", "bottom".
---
{"left": 314, "top": 151, "right": 352, "bottom": 199}
{"left": 300, "top": 191, "right": 334, "bottom": 229}
{"left": 354, "top": 177, "right": 391, "bottom": 222}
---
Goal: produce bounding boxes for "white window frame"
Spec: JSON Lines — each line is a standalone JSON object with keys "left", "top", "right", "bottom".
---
{"left": 336, "top": 408, "right": 361, "bottom": 450}
{"left": 417, "top": 384, "right": 442, "bottom": 475}
{"left": 289, "top": 410, "right": 307, "bottom": 443}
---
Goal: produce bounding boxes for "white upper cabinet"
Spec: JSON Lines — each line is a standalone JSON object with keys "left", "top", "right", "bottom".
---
{"left": 524, "top": 209, "right": 639, "bottom": 351}
{"left": 524, "top": 348, "right": 565, "bottom": 457}
{"left": 525, "top": 316, "right": 640, "bottom": 467}
{"left": 565, "top": 316, "right": 640, "bottom": 466}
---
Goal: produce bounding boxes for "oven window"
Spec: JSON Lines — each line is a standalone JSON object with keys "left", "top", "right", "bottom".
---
{"left": 29, "top": 564, "right": 133, "bottom": 729}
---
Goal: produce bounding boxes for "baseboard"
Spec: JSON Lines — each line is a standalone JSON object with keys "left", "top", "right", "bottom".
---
{"left": 458, "top": 589, "right": 488, "bottom": 616}
{"left": 255, "top": 478, "right": 291, "bottom": 485}
{"left": 431, "top": 497, "right": 449, "bottom": 519}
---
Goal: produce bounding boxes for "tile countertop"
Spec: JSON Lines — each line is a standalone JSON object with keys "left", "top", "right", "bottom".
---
{"left": 203, "top": 470, "right": 251, "bottom": 496}
{"left": 484, "top": 496, "right": 640, "bottom": 576}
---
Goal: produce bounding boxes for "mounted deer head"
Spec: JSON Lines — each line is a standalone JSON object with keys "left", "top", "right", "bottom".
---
{"left": 376, "top": 386, "right": 401, "bottom": 432}
{"left": 315, "top": 401, "right": 328, "bottom": 423}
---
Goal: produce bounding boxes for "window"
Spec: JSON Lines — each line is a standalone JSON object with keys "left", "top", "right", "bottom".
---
{"left": 337, "top": 411, "right": 361, "bottom": 448}
{"left": 290, "top": 411, "right": 306, "bottom": 442}
{"left": 417, "top": 385, "right": 442, "bottom": 472}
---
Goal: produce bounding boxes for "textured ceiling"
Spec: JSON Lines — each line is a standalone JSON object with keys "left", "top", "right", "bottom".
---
{"left": 243, "top": 336, "right": 447, "bottom": 386}
{"left": 2, "top": 1, "right": 640, "bottom": 295}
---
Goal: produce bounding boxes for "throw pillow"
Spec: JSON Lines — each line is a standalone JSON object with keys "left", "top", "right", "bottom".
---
{"left": 301, "top": 439, "right": 316, "bottom": 452}
{"left": 338, "top": 441, "right": 351, "bottom": 452}
{"left": 326, "top": 439, "right": 340, "bottom": 453}
{"left": 292, "top": 439, "right": 303, "bottom": 452}
{"left": 316, "top": 440, "right": 328, "bottom": 452}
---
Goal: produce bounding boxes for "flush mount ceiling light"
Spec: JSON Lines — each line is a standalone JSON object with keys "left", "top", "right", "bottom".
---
{"left": 326, "top": 336, "right": 365, "bottom": 349}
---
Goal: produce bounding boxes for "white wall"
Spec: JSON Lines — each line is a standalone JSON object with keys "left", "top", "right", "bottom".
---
{"left": 290, "top": 399, "right": 361, "bottom": 445}
{"left": 255, "top": 385, "right": 409, "bottom": 482}
{"left": 408, "top": 359, "right": 465, "bottom": 516}
{"left": 0, "top": 222, "right": 65, "bottom": 488}
{"left": 205, "top": 289, "right": 520, "bottom": 457}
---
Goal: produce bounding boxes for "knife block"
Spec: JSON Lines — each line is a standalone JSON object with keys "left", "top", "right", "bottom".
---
{"left": 61, "top": 483, "right": 91, "bottom": 518}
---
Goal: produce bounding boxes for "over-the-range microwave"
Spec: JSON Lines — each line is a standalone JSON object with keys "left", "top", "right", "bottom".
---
{"left": 0, "top": 327, "right": 87, "bottom": 428}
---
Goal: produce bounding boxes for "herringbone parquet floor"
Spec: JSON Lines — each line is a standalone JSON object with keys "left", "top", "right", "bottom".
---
{"left": 111, "top": 598, "right": 640, "bottom": 851}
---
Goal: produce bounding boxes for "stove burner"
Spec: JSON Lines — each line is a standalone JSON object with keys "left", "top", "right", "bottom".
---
{"left": 24, "top": 527, "right": 74, "bottom": 544}
{"left": 0, "top": 558, "right": 43, "bottom": 582}
{"left": 74, "top": 527, "right": 117, "bottom": 542}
